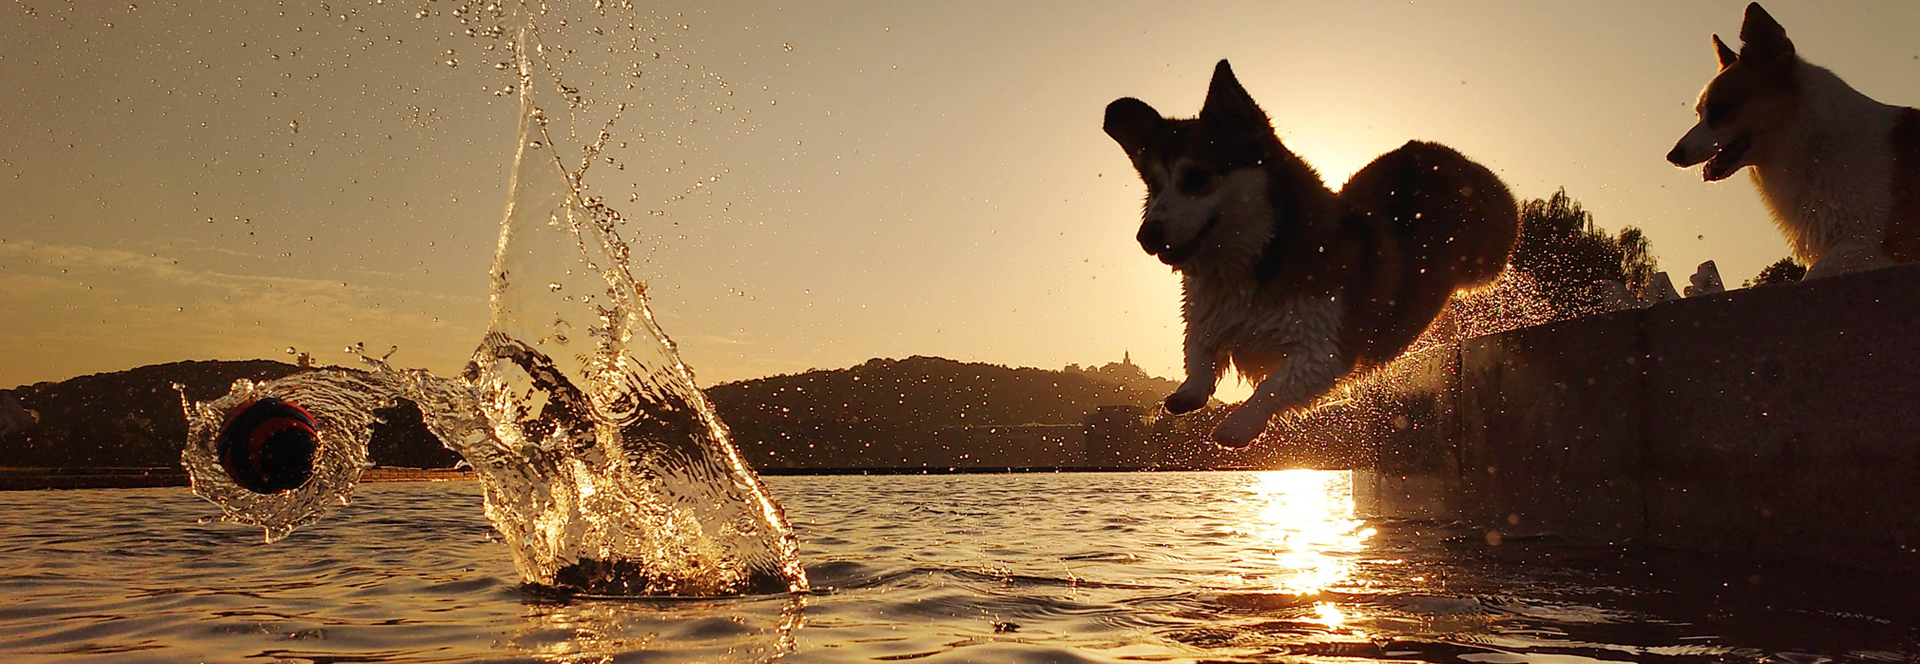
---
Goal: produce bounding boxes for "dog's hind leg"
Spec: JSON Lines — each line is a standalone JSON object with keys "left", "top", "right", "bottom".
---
{"left": 1210, "top": 339, "right": 1348, "bottom": 448}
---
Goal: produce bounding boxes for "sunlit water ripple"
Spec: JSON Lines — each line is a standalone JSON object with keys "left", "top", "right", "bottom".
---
{"left": 3, "top": 471, "right": 1916, "bottom": 663}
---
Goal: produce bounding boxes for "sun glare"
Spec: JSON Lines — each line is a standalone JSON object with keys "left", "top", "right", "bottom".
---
{"left": 1241, "top": 470, "right": 1377, "bottom": 597}
{"left": 1281, "top": 131, "right": 1379, "bottom": 190}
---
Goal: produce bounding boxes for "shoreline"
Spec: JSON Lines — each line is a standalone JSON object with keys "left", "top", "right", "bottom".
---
{"left": 0, "top": 466, "right": 475, "bottom": 491}
{"left": 0, "top": 464, "right": 1284, "bottom": 490}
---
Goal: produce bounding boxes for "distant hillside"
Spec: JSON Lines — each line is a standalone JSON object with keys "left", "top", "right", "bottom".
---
{"left": 0, "top": 354, "right": 1208, "bottom": 472}
{"left": 706, "top": 355, "right": 1175, "bottom": 468}
{"left": 1063, "top": 353, "right": 1181, "bottom": 398}
{"left": 0, "top": 360, "right": 458, "bottom": 469}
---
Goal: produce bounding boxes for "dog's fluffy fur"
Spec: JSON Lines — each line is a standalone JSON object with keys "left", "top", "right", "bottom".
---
{"left": 1667, "top": 3, "right": 1920, "bottom": 276}
{"left": 1104, "top": 60, "right": 1519, "bottom": 448}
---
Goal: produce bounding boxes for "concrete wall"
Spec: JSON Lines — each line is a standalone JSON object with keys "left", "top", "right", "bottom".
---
{"left": 1354, "top": 262, "right": 1920, "bottom": 571}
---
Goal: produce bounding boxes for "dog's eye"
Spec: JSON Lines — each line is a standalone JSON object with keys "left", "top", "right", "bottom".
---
{"left": 1178, "top": 168, "right": 1214, "bottom": 195}
{"left": 1705, "top": 101, "right": 1734, "bottom": 125}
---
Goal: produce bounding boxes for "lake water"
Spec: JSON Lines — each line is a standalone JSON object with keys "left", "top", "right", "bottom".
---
{"left": 3, "top": 470, "right": 1916, "bottom": 663}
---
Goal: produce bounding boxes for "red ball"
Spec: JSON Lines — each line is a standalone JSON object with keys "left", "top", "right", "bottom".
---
{"left": 215, "top": 397, "right": 319, "bottom": 494}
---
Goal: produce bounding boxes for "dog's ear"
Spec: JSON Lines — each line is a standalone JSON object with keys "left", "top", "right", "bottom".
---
{"left": 1200, "top": 60, "right": 1269, "bottom": 132}
{"left": 1104, "top": 97, "right": 1164, "bottom": 157}
{"left": 1713, "top": 34, "right": 1737, "bottom": 69}
{"left": 1738, "top": 3, "right": 1795, "bottom": 67}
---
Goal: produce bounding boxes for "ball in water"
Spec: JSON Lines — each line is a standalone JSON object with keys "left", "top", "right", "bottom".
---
{"left": 216, "top": 398, "right": 320, "bottom": 494}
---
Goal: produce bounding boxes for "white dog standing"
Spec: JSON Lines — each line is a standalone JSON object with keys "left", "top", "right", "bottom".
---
{"left": 1667, "top": 3, "right": 1920, "bottom": 277}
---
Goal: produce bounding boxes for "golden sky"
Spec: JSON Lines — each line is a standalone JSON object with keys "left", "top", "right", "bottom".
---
{"left": 3, "top": 1, "right": 1918, "bottom": 390}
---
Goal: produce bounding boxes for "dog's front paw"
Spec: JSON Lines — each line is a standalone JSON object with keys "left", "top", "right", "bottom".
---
{"left": 1164, "top": 385, "right": 1211, "bottom": 414}
{"left": 1210, "top": 407, "right": 1271, "bottom": 449}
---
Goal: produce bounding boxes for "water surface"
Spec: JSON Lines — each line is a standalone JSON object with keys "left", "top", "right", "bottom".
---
{"left": 3, "top": 471, "right": 1916, "bottom": 663}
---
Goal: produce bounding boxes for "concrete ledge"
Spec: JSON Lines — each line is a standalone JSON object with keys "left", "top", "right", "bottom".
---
{"left": 1644, "top": 265, "right": 1920, "bottom": 569}
{"left": 1354, "top": 347, "right": 1459, "bottom": 521}
{"left": 1355, "top": 262, "right": 1920, "bottom": 571}
{"left": 1455, "top": 308, "right": 1646, "bottom": 545}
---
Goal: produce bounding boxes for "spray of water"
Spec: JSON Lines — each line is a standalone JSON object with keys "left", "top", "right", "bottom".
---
{"left": 180, "top": 370, "right": 398, "bottom": 543}
{"left": 1405, "top": 269, "right": 1561, "bottom": 356}
{"left": 1245, "top": 269, "right": 1565, "bottom": 456}
{"left": 182, "top": 11, "right": 804, "bottom": 596}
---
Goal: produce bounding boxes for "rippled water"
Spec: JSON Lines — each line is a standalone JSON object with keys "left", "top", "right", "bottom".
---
{"left": 4, "top": 471, "right": 1917, "bottom": 663}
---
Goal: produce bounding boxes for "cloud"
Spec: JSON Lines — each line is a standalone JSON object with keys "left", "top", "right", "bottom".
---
{"left": 0, "top": 240, "right": 487, "bottom": 386}
{"left": 696, "top": 334, "right": 751, "bottom": 347}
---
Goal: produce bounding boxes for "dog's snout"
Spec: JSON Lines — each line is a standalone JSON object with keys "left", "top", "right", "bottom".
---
{"left": 1666, "top": 143, "right": 1690, "bottom": 166}
{"left": 1137, "top": 220, "right": 1167, "bottom": 254}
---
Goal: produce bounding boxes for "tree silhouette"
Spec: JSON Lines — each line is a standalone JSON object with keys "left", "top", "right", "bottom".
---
{"left": 1745, "top": 257, "right": 1806, "bottom": 287}
{"left": 1616, "top": 226, "right": 1659, "bottom": 296}
{"left": 1508, "top": 188, "right": 1659, "bottom": 318}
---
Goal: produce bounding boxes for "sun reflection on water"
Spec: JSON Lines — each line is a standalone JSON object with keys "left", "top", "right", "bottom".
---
{"left": 1239, "top": 470, "right": 1377, "bottom": 604}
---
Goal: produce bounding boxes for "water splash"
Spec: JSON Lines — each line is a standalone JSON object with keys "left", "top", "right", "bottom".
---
{"left": 1239, "top": 269, "right": 1564, "bottom": 458}
{"left": 180, "top": 371, "right": 398, "bottom": 543}
{"left": 1405, "top": 269, "right": 1560, "bottom": 356}
{"left": 183, "top": 13, "right": 804, "bottom": 596}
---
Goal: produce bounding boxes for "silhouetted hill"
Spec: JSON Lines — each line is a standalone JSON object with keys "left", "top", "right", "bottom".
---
{"left": 706, "top": 355, "right": 1174, "bottom": 468}
{"left": 0, "top": 360, "right": 458, "bottom": 469}
{"left": 1064, "top": 354, "right": 1181, "bottom": 399}
{"left": 1, "top": 354, "right": 1196, "bottom": 473}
